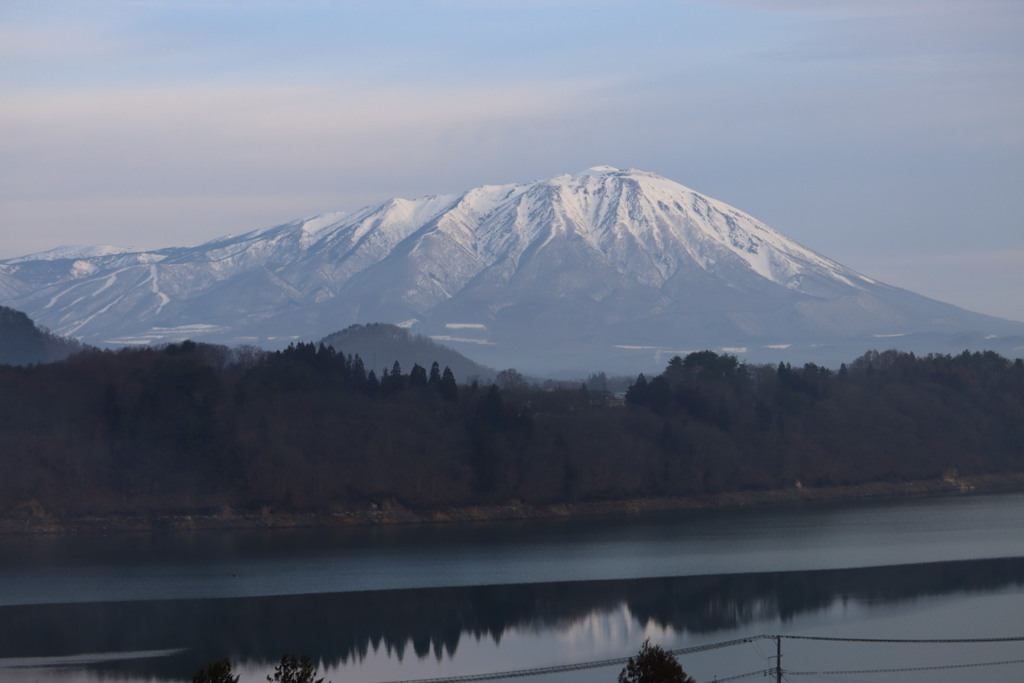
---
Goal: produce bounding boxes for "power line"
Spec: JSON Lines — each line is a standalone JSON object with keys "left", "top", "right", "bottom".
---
{"left": 669, "top": 636, "right": 770, "bottom": 657}
{"left": 369, "top": 633, "right": 1024, "bottom": 683}
{"left": 782, "top": 634, "right": 1024, "bottom": 645}
{"left": 371, "top": 637, "right": 765, "bottom": 683}
{"left": 787, "top": 656, "right": 1024, "bottom": 677}
{"left": 705, "top": 669, "right": 773, "bottom": 682}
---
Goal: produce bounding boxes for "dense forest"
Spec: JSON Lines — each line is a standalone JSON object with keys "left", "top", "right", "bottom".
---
{"left": 1, "top": 340, "right": 1023, "bottom": 520}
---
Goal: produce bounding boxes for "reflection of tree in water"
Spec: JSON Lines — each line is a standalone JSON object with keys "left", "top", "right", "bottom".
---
{"left": 3, "top": 557, "right": 1023, "bottom": 681}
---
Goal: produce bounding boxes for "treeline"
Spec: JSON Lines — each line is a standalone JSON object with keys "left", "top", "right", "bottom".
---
{"left": 1, "top": 343, "right": 1023, "bottom": 518}
{"left": 622, "top": 350, "right": 1024, "bottom": 491}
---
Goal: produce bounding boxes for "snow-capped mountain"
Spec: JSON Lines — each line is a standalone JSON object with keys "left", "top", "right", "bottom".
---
{"left": 2, "top": 166, "right": 1022, "bottom": 374}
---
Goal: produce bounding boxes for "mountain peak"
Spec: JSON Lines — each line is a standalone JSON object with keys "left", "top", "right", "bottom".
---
{"left": 3, "top": 168, "right": 1021, "bottom": 374}
{"left": 573, "top": 165, "right": 668, "bottom": 180}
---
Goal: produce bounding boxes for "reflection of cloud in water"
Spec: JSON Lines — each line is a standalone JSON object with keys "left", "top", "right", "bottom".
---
{"left": 553, "top": 604, "right": 646, "bottom": 661}
{"left": 545, "top": 602, "right": 705, "bottom": 666}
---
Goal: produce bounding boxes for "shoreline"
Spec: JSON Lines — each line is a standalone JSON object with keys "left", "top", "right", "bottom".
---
{"left": 5, "top": 473, "right": 1024, "bottom": 535}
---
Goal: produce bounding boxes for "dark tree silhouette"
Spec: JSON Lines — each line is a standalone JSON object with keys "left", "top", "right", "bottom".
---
{"left": 409, "top": 363, "right": 428, "bottom": 387}
{"left": 267, "top": 653, "right": 328, "bottom": 683}
{"left": 192, "top": 659, "right": 239, "bottom": 683}
{"left": 625, "top": 373, "right": 649, "bottom": 406}
{"left": 439, "top": 366, "right": 459, "bottom": 401}
{"left": 618, "top": 639, "right": 695, "bottom": 683}
{"left": 365, "top": 369, "right": 379, "bottom": 395}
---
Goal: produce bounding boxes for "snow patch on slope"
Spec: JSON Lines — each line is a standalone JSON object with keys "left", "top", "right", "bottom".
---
{"left": 3, "top": 165, "right": 998, "bottom": 365}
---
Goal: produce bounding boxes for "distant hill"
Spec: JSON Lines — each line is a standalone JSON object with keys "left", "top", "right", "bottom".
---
{"left": 0, "top": 306, "right": 83, "bottom": 365}
{"left": 320, "top": 323, "right": 496, "bottom": 382}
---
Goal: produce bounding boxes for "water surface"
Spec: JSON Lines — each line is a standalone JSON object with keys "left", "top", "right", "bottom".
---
{"left": 2, "top": 492, "right": 1024, "bottom": 682}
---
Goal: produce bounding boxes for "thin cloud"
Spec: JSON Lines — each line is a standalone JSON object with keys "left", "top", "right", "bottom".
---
{"left": 0, "top": 78, "right": 613, "bottom": 167}
{"left": 0, "top": 23, "right": 129, "bottom": 61}
{"left": 684, "top": 0, "right": 1016, "bottom": 17}
{"left": 0, "top": 77, "right": 618, "bottom": 248}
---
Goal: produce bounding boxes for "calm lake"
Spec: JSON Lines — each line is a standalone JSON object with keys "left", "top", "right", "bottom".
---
{"left": 2, "top": 491, "right": 1024, "bottom": 683}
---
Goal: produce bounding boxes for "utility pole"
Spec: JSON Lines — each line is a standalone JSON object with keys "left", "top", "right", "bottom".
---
{"left": 775, "top": 635, "right": 782, "bottom": 683}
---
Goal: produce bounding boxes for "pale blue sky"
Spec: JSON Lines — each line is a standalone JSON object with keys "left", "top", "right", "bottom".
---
{"left": 2, "top": 0, "right": 1022, "bottom": 320}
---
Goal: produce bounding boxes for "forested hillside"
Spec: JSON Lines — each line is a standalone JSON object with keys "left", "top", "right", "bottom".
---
{"left": 320, "top": 323, "right": 496, "bottom": 383}
{"left": 0, "top": 306, "right": 84, "bottom": 365}
{"left": 1, "top": 341, "right": 1022, "bottom": 521}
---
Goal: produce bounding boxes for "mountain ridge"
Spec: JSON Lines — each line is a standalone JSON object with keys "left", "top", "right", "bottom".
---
{"left": 320, "top": 323, "right": 496, "bottom": 383}
{"left": 2, "top": 166, "right": 1021, "bottom": 374}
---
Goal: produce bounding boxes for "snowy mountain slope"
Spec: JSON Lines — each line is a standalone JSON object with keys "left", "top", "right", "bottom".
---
{"left": 2, "top": 166, "right": 1021, "bottom": 373}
